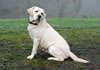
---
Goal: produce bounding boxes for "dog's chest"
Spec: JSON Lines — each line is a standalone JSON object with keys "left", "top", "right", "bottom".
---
{"left": 28, "top": 24, "right": 44, "bottom": 39}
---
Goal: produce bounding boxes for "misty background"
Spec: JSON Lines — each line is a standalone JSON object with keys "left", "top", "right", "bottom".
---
{"left": 0, "top": 0, "right": 100, "bottom": 18}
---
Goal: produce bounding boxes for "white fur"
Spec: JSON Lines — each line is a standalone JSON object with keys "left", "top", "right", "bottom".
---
{"left": 27, "top": 6, "right": 89, "bottom": 63}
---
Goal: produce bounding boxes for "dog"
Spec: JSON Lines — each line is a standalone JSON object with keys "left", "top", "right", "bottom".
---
{"left": 27, "top": 6, "right": 89, "bottom": 63}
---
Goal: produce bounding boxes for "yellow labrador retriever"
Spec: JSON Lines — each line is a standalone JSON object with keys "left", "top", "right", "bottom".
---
{"left": 27, "top": 6, "right": 89, "bottom": 63}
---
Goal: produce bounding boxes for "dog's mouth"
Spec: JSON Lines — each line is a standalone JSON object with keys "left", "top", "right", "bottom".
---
{"left": 29, "top": 20, "right": 38, "bottom": 25}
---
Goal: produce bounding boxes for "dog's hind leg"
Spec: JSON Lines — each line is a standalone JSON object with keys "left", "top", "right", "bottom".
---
{"left": 48, "top": 47, "right": 65, "bottom": 61}
{"left": 48, "top": 57, "right": 64, "bottom": 61}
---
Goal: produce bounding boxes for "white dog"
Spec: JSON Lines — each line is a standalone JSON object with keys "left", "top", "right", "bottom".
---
{"left": 27, "top": 6, "right": 89, "bottom": 63}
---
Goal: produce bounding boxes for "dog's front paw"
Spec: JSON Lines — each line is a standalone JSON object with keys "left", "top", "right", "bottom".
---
{"left": 27, "top": 55, "right": 33, "bottom": 59}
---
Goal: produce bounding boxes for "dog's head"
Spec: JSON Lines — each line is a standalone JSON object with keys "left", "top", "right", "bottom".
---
{"left": 27, "top": 6, "right": 46, "bottom": 25}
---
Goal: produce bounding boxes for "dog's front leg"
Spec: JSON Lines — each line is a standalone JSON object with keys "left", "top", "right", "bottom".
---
{"left": 27, "top": 38, "right": 40, "bottom": 59}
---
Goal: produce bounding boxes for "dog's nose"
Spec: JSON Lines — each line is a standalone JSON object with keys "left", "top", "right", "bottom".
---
{"left": 38, "top": 15, "right": 41, "bottom": 19}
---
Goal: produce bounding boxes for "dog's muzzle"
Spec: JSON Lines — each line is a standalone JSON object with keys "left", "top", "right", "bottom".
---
{"left": 28, "top": 15, "right": 42, "bottom": 25}
{"left": 37, "top": 15, "right": 42, "bottom": 21}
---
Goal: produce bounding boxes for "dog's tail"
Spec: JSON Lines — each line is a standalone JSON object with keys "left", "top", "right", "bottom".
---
{"left": 69, "top": 51, "right": 89, "bottom": 63}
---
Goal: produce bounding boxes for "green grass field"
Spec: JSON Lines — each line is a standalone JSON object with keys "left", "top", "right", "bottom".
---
{"left": 0, "top": 18, "right": 100, "bottom": 70}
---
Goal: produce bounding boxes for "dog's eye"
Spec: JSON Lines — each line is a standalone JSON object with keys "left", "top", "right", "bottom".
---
{"left": 41, "top": 13, "right": 44, "bottom": 15}
{"left": 35, "top": 10, "right": 38, "bottom": 13}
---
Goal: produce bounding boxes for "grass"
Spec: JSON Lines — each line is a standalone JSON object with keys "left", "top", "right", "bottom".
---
{"left": 0, "top": 18, "right": 100, "bottom": 70}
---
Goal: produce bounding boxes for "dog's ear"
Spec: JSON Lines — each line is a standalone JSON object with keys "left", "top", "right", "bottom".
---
{"left": 27, "top": 7, "right": 34, "bottom": 16}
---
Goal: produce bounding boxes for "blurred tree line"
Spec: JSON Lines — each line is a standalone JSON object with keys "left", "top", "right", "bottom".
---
{"left": 0, "top": 0, "right": 100, "bottom": 18}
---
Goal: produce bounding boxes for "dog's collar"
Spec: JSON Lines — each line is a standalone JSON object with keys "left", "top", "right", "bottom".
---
{"left": 29, "top": 22, "right": 38, "bottom": 25}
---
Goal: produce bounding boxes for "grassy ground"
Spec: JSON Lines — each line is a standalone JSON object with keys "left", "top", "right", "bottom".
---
{"left": 0, "top": 18, "right": 100, "bottom": 70}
